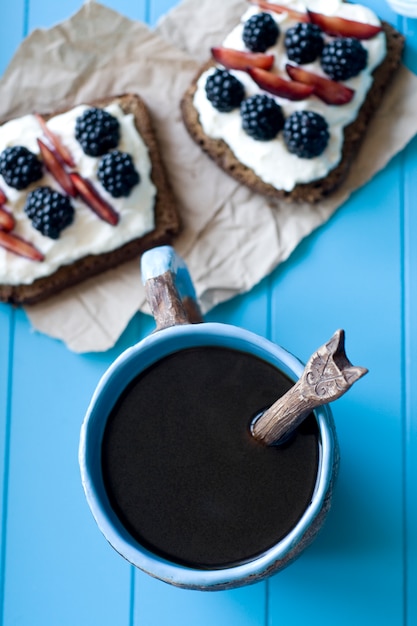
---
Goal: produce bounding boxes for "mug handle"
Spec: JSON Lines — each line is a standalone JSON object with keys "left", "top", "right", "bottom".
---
{"left": 141, "top": 245, "right": 203, "bottom": 330}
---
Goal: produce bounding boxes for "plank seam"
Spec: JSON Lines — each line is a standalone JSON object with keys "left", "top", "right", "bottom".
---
{"left": 129, "top": 566, "right": 136, "bottom": 626}
{"left": 0, "top": 310, "right": 15, "bottom": 626}
{"left": 23, "top": 0, "right": 29, "bottom": 37}
{"left": 399, "top": 20, "right": 408, "bottom": 620}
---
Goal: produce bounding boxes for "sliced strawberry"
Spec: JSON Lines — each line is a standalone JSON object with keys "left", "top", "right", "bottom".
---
{"left": 0, "top": 187, "right": 7, "bottom": 206}
{"left": 37, "top": 138, "right": 77, "bottom": 198}
{"left": 248, "top": 67, "right": 314, "bottom": 100}
{"left": 211, "top": 47, "right": 274, "bottom": 71}
{"left": 34, "top": 113, "right": 76, "bottom": 168}
{"left": 0, "top": 230, "right": 44, "bottom": 261}
{"left": 248, "top": 0, "right": 309, "bottom": 22}
{"left": 0, "top": 206, "right": 15, "bottom": 232}
{"left": 286, "top": 64, "right": 355, "bottom": 105}
{"left": 308, "top": 11, "right": 382, "bottom": 39}
{"left": 70, "top": 173, "right": 119, "bottom": 226}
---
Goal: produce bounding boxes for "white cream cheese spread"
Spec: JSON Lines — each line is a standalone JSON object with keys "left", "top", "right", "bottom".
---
{"left": 0, "top": 103, "right": 156, "bottom": 285}
{"left": 193, "top": 0, "right": 386, "bottom": 191}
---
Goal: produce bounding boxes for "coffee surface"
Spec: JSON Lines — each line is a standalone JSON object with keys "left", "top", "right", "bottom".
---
{"left": 101, "top": 346, "right": 319, "bottom": 569}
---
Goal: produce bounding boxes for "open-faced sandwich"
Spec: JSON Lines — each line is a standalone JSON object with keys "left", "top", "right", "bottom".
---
{"left": 0, "top": 93, "right": 180, "bottom": 304}
{"left": 181, "top": 0, "right": 405, "bottom": 202}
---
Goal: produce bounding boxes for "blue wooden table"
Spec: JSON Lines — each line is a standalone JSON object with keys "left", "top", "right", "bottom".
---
{"left": 1, "top": 0, "right": 416, "bottom": 624}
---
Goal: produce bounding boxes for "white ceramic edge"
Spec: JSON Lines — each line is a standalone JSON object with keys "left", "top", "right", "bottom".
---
{"left": 140, "top": 245, "right": 196, "bottom": 301}
{"left": 140, "top": 245, "right": 181, "bottom": 281}
{"left": 79, "top": 322, "right": 335, "bottom": 589}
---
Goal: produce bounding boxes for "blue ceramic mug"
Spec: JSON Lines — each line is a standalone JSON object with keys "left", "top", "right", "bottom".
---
{"left": 79, "top": 246, "right": 339, "bottom": 590}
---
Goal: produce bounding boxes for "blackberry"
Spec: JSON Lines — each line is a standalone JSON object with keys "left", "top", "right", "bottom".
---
{"left": 283, "top": 110, "right": 329, "bottom": 158}
{"left": 97, "top": 150, "right": 140, "bottom": 198}
{"left": 321, "top": 38, "right": 367, "bottom": 81}
{"left": 0, "top": 146, "right": 43, "bottom": 190}
{"left": 240, "top": 94, "right": 284, "bottom": 141}
{"left": 205, "top": 69, "right": 245, "bottom": 113}
{"left": 24, "top": 186, "right": 75, "bottom": 239}
{"left": 75, "top": 107, "right": 120, "bottom": 157}
{"left": 284, "top": 22, "right": 324, "bottom": 65}
{"left": 242, "top": 12, "right": 279, "bottom": 53}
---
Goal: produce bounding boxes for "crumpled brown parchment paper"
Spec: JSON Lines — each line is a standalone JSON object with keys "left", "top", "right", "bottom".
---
{"left": 1, "top": 0, "right": 416, "bottom": 352}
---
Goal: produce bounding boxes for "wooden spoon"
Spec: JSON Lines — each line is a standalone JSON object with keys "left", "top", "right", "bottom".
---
{"left": 251, "top": 329, "right": 368, "bottom": 446}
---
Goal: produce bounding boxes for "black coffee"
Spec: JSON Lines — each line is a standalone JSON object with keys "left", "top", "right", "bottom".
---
{"left": 101, "top": 346, "right": 319, "bottom": 569}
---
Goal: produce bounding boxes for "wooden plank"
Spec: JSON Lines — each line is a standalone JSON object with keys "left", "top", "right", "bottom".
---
{"left": 0, "top": 1, "right": 153, "bottom": 623}
{"left": 0, "top": 1, "right": 25, "bottom": 76}
{"left": 26, "top": 0, "right": 147, "bottom": 30}
{"left": 404, "top": 142, "right": 417, "bottom": 626}
{"left": 0, "top": 305, "right": 13, "bottom": 621}
{"left": 268, "top": 10, "right": 406, "bottom": 620}
{"left": 0, "top": 0, "right": 23, "bottom": 619}
{"left": 0, "top": 0, "right": 129, "bottom": 620}
{"left": 402, "top": 14, "right": 417, "bottom": 626}
{"left": 0, "top": 3, "right": 24, "bottom": 623}
{"left": 26, "top": 0, "right": 162, "bottom": 29}
{"left": 2, "top": 310, "right": 148, "bottom": 625}
{"left": 206, "top": 276, "right": 270, "bottom": 338}
{"left": 267, "top": 125, "right": 404, "bottom": 623}
{"left": 134, "top": 570, "right": 266, "bottom": 626}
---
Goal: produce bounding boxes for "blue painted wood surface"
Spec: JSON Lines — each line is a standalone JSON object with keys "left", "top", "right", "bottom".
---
{"left": 0, "top": 0, "right": 416, "bottom": 624}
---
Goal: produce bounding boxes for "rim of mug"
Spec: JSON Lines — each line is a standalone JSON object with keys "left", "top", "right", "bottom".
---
{"left": 79, "top": 322, "right": 336, "bottom": 589}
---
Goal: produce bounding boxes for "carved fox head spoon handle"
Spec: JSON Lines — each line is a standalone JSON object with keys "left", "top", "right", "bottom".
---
{"left": 251, "top": 329, "right": 368, "bottom": 446}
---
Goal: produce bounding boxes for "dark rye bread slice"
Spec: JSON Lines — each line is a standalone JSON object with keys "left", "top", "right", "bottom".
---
{"left": 181, "top": 21, "right": 404, "bottom": 203}
{"left": 0, "top": 93, "right": 180, "bottom": 305}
